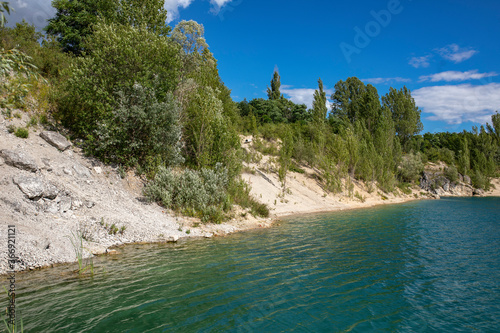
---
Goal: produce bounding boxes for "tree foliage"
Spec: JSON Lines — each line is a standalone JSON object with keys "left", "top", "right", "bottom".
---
{"left": 46, "top": 0, "right": 115, "bottom": 54}
{"left": 90, "top": 83, "right": 183, "bottom": 168}
{"left": 312, "top": 78, "right": 327, "bottom": 123}
{"left": 172, "top": 20, "right": 208, "bottom": 55}
{"left": 267, "top": 70, "right": 282, "bottom": 100}
{"left": 46, "top": 0, "right": 170, "bottom": 55}
{"left": 56, "top": 22, "right": 180, "bottom": 135}
{"left": 382, "top": 86, "right": 423, "bottom": 148}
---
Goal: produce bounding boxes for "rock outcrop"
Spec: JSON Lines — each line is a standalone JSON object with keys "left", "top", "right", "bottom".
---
{"left": 0, "top": 149, "right": 38, "bottom": 172}
{"left": 420, "top": 171, "right": 475, "bottom": 197}
{"left": 40, "top": 131, "right": 72, "bottom": 151}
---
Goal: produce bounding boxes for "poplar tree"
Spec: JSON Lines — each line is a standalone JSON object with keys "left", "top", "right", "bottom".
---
{"left": 267, "top": 70, "right": 282, "bottom": 100}
{"left": 312, "top": 78, "right": 327, "bottom": 123}
{"left": 382, "top": 86, "right": 423, "bottom": 149}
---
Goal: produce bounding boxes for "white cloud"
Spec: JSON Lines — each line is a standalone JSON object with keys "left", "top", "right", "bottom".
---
{"left": 281, "top": 86, "right": 334, "bottom": 109}
{"left": 409, "top": 55, "right": 431, "bottom": 68}
{"left": 419, "top": 70, "right": 497, "bottom": 83}
{"left": 436, "top": 44, "right": 478, "bottom": 63}
{"left": 211, "top": 0, "right": 233, "bottom": 6}
{"left": 413, "top": 83, "right": 500, "bottom": 125}
{"left": 361, "top": 77, "right": 411, "bottom": 84}
{"left": 165, "top": 0, "right": 194, "bottom": 23}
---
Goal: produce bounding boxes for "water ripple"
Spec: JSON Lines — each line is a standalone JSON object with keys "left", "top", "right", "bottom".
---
{"left": 5, "top": 197, "right": 500, "bottom": 332}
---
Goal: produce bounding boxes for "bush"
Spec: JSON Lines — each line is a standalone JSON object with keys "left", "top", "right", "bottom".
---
{"left": 471, "top": 169, "right": 489, "bottom": 190}
{"left": 444, "top": 165, "right": 459, "bottom": 183}
{"left": 399, "top": 152, "right": 424, "bottom": 183}
{"left": 14, "top": 127, "right": 29, "bottom": 138}
{"left": 0, "top": 48, "right": 40, "bottom": 111}
{"left": 228, "top": 179, "right": 270, "bottom": 218}
{"left": 144, "top": 164, "right": 230, "bottom": 222}
{"left": 251, "top": 201, "right": 270, "bottom": 218}
{"left": 89, "top": 83, "right": 183, "bottom": 169}
{"left": 397, "top": 182, "right": 412, "bottom": 195}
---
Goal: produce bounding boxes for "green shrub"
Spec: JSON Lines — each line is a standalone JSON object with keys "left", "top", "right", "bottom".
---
{"left": 0, "top": 20, "right": 71, "bottom": 78}
{"left": 251, "top": 201, "right": 270, "bottom": 218}
{"left": 289, "top": 162, "right": 305, "bottom": 174}
{"left": 90, "top": 83, "right": 183, "bottom": 169}
{"left": 183, "top": 86, "right": 241, "bottom": 174}
{"left": 471, "top": 169, "right": 489, "bottom": 190}
{"left": 14, "top": 127, "right": 28, "bottom": 138}
{"left": 28, "top": 115, "right": 38, "bottom": 127}
{"left": 397, "top": 182, "right": 412, "bottom": 195}
{"left": 444, "top": 165, "right": 459, "bottom": 183}
{"left": 399, "top": 152, "right": 424, "bottom": 183}
{"left": 201, "top": 205, "right": 224, "bottom": 224}
{"left": 354, "top": 191, "right": 366, "bottom": 202}
{"left": 144, "top": 164, "right": 230, "bottom": 222}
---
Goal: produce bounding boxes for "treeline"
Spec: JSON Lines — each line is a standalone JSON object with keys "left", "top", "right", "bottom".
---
{"left": 238, "top": 72, "right": 499, "bottom": 191}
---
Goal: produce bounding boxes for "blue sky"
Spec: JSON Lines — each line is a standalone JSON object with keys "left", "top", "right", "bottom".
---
{"left": 8, "top": 0, "right": 500, "bottom": 133}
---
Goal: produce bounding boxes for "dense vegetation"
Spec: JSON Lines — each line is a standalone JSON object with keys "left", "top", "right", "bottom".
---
{"left": 1, "top": 1, "right": 499, "bottom": 223}
{"left": 239, "top": 72, "right": 499, "bottom": 191}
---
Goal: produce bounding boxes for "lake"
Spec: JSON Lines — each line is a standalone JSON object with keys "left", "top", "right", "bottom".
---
{"left": 7, "top": 197, "right": 500, "bottom": 332}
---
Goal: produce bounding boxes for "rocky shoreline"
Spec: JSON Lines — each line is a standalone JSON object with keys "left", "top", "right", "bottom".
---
{"left": 0, "top": 115, "right": 273, "bottom": 275}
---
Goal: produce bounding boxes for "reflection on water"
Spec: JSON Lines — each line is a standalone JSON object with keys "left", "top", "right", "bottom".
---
{"left": 6, "top": 197, "right": 500, "bottom": 332}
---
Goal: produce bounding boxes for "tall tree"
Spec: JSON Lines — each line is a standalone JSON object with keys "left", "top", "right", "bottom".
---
{"left": 46, "top": 0, "right": 170, "bottom": 55}
{"left": 45, "top": 0, "right": 116, "bottom": 55}
{"left": 278, "top": 127, "right": 294, "bottom": 197}
{"left": 267, "top": 69, "right": 282, "bottom": 100}
{"left": 486, "top": 111, "right": 500, "bottom": 144}
{"left": 172, "top": 20, "right": 208, "bottom": 55}
{"left": 360, "top": 84, "right": 381, "bottom": 133}
{"left": 382, "top": 86, "right": 423, "bottom": 149}
{"left": 331, "top": 77, "right": 367, "bottom": 123}
{"left": 312, "top": 78, "right": 327, "bottom": 123}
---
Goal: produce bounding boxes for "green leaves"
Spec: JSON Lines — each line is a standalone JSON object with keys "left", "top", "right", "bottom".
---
{"left": 0, "top": 48, "right": 41, "bottom": 111}
{"left": 91, "top": 83, "right": 183, "bottom": 169}
{"left": 56, "top": 22, "right": 180, "bottom": 135}
{"left": 0, "top": 1, "right": 11, "bottom": 27}
{"left": 312, "top": 78, "right": 327, "bottom": 123}
{"left": 382, "top": 86, "right": 423, "bottom": 149}
{"left": 46, "top": 0, "right": 171, "bottom": 55}
{"left": 145, "top": 164, "right": 230, "bottom": 223}
{"left": 267, "top": 70, "right": 282, "bottom": 101}
{"left": 184, "top": 86, "right": 236, "bottom": 169}
{"left": 172, "top": 20, "right": 209, "bottom": 55}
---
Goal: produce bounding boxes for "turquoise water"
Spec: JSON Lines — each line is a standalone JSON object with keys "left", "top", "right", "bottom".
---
{"left": 8, "top": 197, "right": 500, "bottom": 332}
